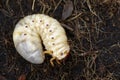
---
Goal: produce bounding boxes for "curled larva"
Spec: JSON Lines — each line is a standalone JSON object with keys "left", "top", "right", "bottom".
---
{"left": 13, "top": 14, "right": 70, "bottom": 65}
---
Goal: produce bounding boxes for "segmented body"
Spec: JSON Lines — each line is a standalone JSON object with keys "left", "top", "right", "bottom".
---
{"left": 13, "top": 14, "right": 70, "bottom": 64}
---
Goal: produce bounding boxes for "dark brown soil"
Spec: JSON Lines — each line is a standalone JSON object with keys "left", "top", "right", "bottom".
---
{"left": 0, "top": 0, "right": 120, "bottom": 80}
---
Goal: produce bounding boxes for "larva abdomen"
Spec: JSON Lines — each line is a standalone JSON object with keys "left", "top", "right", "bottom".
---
{"left": 13, "top": 15, "right": 45, "bottom": 64}
{"left": 13, "top": 14, "right": 70, "bottom": 64}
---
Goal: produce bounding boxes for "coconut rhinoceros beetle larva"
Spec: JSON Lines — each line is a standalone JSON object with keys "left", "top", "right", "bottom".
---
{"left": 13, "top": 14, "right": 70, "bottom": 66}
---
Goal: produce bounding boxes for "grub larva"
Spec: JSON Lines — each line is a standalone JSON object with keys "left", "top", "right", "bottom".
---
{"left": 13, "top": 14, "right": 70, "bottom": 65}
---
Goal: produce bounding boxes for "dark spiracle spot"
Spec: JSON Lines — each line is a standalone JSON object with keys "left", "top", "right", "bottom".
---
{"left": 46, "top": 24, "right": 49, "bottom": 26}
{"left": 51, "top": 37, "right": 54, "bottom": 39}
{"left": 25, "top": 26, "right": 28, "bottom": 28}
{"left": 24, "top": 33, "right": 27, "bottom": 35}
{"left": 61, "top": 53, "right": 64, "bottom": 56}
{"left": 40, "top": 20, "right": 42, "bottom": 22}
{"left": 49, "top": 30, "right": 52, "bottom": 32}
{"left": 52, "top": 43, "right": 55, "bottom": 45}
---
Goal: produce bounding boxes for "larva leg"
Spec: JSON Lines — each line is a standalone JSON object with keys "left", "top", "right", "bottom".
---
{"left": 50, "top": 57, "right": 56, "bottom": 66}
{"left": 43, "top": 50, "right": 53, "bottom": 55}
{"left": 50, "top": 58, "right": 61, "bottom": 66}
{"left": 43, "top": 50, "right": 60, "bottom": 66}
{"left": 56, "top": 59, "right": 61, "bottom": 65}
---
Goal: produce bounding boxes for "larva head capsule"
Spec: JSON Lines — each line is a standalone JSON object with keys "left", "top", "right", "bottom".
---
{"left": 53, "top": 43, "right": 70, "bottom": 60}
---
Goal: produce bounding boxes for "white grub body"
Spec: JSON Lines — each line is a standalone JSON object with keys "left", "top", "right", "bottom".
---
{"left": 13, "top": 14, "right": 70, "bottom": 64}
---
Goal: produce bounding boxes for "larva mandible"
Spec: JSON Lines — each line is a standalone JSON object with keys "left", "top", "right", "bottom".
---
{"left": 13, "top": 14, "right": 70, "bottom": 65}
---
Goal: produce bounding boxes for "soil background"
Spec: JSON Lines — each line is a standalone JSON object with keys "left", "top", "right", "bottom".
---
{"left": 0, "top": 0, "right": 120, "bottom": 80}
